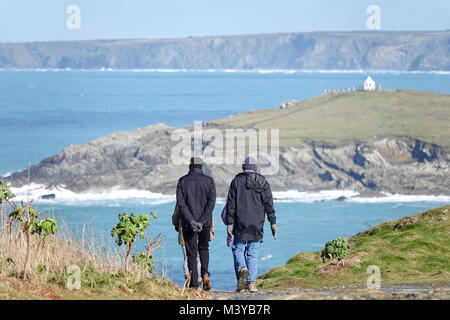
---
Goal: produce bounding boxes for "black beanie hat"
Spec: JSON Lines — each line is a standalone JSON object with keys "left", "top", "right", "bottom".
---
{"left": 189, "top": 157, "right": 203, "bottom": 170}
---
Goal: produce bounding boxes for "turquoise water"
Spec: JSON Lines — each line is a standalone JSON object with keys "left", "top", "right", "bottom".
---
{"left": 1, "top": 71, "right": 449, "bottom": 290}
{"left": 35, "top": 199, "right": 448, "bottom": 291}
{"left": 1, "top": 71, "right": 449, "bottom": 174}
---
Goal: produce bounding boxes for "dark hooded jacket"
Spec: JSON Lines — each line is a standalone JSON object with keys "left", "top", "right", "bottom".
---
{"left": 226, "top": 171, "right": 276, "bottom": 241}
{"left": 176, "top": 167, "right": 216, "bottom": 228}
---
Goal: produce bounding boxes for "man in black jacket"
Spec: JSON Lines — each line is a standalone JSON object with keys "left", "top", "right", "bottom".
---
{"left": 226, "top": 157, "right": 278, "bottom": 293}
{"left": 176, "top": 157, "right": 216, "bottom": 290}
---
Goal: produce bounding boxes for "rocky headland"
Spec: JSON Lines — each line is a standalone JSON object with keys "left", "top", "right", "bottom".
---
{"left": 4, "top": 90, "right": 449, "bottom": 198}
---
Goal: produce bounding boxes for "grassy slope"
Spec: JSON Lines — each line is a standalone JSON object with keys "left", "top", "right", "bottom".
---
{"left": 210, "top": 90, "right": 450, "bottom": 147}
{"left": 0, "top": 274, "right": 208, "bottom": 300}
{"left": 258, "top": 205, "right": 450, "bottom": 289}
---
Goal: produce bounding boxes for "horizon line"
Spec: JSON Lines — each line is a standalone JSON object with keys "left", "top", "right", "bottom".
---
{"left": 1, "top": 29, "right": 449, "bottom": 45}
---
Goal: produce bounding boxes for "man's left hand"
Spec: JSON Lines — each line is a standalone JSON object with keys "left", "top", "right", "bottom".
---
{"left": 271, "top": 224, "right": 278, "bottom": 240}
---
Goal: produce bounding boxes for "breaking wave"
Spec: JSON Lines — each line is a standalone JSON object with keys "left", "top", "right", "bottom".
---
{"left": 7, "top": 184, "right": 450, "bottom": 205}
{"left": 273, "top": 190, "right": 359, "bottom": 203}
{"left": 9, "top": 184, "right": 175, "bottom": 206}
{"left": 347, "top": 192, "right": 450, "bottom": 203}
{"left": 273, "top": 189, "right": 450, "bottom": 203}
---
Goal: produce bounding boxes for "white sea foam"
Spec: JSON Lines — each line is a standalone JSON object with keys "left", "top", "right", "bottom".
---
{"left": 273, "top": 189, "right": 450, "bottom": 203}
{"left": 215, "top": 198, "right": 226, "bottom": 205}
{"left": 261, "top": 254, "right": 273, "bottom": 261}
{"left": 272, "top": 189, "right": 359, "bottom": 203}
{"left": 6, "top": 184, "right": 449, "bottom": 205}
{"left": 1, "top": 68, "right": 449, "bottom": 75}
{"left": 9, "top": 183, "right": 175, "bottom": 205}
{"left": 347, "top": 192, "right": 450, "bottom": 203}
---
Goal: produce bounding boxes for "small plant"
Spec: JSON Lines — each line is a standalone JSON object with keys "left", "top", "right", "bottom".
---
{"left": 0, "top": 181, "right": 15, "bottom": 203}
{"left": 132, "top": 252, "right": 154, "bottom": 272}
{"left": 9, "top": 203, "right": 40, "bottom": 276}
{"left": 0, "top": 181, "right": 15, "bottom": 236}
{"left": 111, "top": 212, "right": 151, "bottom": 272}
{"left": 8, "top": 202, "right": 59, "bottom": 275}
{"left": 321, "top": 237, "right": 350, "bottom": 263}
{"left": 37, "top": 264, "right": 47, "bottom": 273}
{"left": 32, "top": 217, "right": 58, "bottom": 248}
{"left": 133, "top": 232, "right": 166, "bottom": 275}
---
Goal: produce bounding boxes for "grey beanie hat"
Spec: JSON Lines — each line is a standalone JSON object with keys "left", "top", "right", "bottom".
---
{"left": 242, "top": 156, "right": 257, "bottom": 172}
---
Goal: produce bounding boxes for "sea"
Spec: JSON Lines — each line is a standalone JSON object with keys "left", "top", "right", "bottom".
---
{"left": 1, "top": 70, "right": 449, "bottom": 290}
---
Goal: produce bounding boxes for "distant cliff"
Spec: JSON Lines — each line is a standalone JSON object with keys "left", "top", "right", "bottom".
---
{"left": 4, "top": 90, "right": 450, "bottom": 197}
{"left": 0, "top": 31, "right": 449, "bottom": 71}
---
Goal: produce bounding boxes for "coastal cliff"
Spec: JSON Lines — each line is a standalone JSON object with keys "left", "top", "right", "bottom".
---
{"left": 0, "top": 31, "right": 449, "bottom": 71}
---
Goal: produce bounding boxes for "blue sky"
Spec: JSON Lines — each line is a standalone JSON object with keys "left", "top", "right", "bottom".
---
{"left": 0, "top": 0, "right": 448, "bottom": 42}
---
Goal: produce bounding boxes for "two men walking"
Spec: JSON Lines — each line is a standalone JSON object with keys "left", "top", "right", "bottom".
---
{"left": 176, "top": 156, "right": 277, "bottom": 292}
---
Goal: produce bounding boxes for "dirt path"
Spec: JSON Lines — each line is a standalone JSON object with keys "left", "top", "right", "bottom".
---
{"left": 211, "top": 284, "right": 450, "bottom": 300}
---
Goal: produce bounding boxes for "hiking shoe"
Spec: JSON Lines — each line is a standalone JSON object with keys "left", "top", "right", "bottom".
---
{"left": 202, "top": 275, "right": 212, "bottom": 291}
{"left": 248, "top": 281, "right": 258, "bottom": 293}
{"left": 236, "top": 267, "right": 249, "bottom": 291}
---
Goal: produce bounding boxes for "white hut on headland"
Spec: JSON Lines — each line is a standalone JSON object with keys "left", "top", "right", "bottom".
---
{"left": 364, "top": 76, "right": 376, "bottom": 91}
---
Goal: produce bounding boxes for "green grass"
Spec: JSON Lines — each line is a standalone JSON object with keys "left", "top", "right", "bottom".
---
{"left": 258, "top": 205, "right": 450, "bottom": 289}
{"left": 210, "top": 90, "right": 450, "bottom": 147}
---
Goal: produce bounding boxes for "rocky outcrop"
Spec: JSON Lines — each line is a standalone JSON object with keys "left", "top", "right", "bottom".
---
{"left": 280, "top": 100, "right": 298, "bottom": 109}
{"left": 0, "top": 31, "right": 449, "bottom": 71}
{"left": 3, "top": 123, "right": 449, "bottom": 197}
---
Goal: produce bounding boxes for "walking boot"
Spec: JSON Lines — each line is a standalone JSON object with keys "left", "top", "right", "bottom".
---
{"left": 236, "top": 267, "right": 249, "bottom": 292}
{"left": 202, "top": 274, "right": 212, "bottom": 291}
{"left": 248, "top": 281, "right": 258, "bottom": 293}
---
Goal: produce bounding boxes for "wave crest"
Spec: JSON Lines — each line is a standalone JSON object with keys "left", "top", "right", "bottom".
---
{"left": 9, "top": 184, "right": 175, "bottom": 205}
{"left": 7, "top": 185, "right": 450, "bottom": 205}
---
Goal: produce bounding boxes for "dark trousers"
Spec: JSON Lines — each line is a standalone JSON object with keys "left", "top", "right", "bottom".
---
{"left": 182, "top": 225, "right": 211, "bottom": 288}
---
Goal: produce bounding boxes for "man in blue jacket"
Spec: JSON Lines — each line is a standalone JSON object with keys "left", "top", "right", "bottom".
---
{"left": 226, "top": 157, "right": 278, "bottom": 293}
{"left": 176, "top": 157, "right": 216, "bottom": 290}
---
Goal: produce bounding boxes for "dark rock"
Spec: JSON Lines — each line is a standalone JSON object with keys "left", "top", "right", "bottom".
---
{"left": 41, "top": 194, "right": 56, "bottom": 199}
{"left": 318, "top": 170, "right": 333, "bottom": 182}
{"left": 353, "top": 145, "right": 367, "bottom": 167}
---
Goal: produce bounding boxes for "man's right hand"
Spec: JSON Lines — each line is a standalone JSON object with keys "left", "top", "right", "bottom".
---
{"left": 190, "top": 220, "right": 203, "bottom": 233}
{"left": 227, "top": 224, "right": 234, "bottom": 237}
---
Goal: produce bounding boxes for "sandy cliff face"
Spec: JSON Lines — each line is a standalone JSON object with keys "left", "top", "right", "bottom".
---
{"left": 5, "top": 124, "right": 449, "bottom": 197}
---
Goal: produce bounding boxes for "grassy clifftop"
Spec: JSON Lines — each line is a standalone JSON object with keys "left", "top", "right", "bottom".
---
{"left": 211, "top": 90, "right": 450, "bottom": 147}
{"left": 258, "top": 205, "right": 450, "bottom": 289}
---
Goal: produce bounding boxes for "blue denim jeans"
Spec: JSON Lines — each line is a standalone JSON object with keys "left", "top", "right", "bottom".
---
{"left": 232, "top": 238, "right": 260, "bottom": 283}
